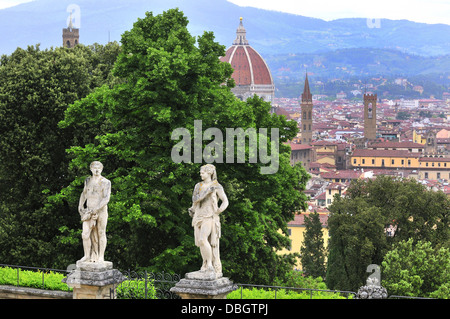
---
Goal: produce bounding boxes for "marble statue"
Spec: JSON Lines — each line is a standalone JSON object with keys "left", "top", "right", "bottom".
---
{"left": 188, "top": 164, "right": 228, "bottom": 278}
{"left": 78, "top": 161, "right": 111, "bottom": 264}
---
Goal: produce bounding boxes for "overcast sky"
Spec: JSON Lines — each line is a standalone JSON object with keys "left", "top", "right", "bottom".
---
{"left": 228, "top": 0, "right": 450, "bottom": 25}
{"left": 1, "top": 0, "right": 449, "bottom": 25}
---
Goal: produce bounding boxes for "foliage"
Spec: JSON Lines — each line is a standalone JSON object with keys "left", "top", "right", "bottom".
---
{"left": 325, "top": 175, "right": 450, "bottom": 292}
{"left": 0, "top": 266, "right": 70, "bottom": 291}
{"left": 274, "top": 269, "right": 327, "bottom": 290}
{"left": 227, "top": 286, "right": 352, "bottom": 299}
{"left": 116, "top": 279, "right": 157, "bottom": 299}
{"left": 52, "top": 8, "right": 309, "bottom": 285}
{"left": 382, "top": 239, "right": 450, "bottom": 299}
{"left": 0, "top": 42, "right": 121, "bottom": 268}
{"left": 300, "top": 211, "right": 326, "bottom": 278}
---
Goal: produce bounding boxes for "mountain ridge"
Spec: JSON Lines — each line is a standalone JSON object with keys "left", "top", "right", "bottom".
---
{"left": 1, "top": 0, "right": 449, "bottom": 57}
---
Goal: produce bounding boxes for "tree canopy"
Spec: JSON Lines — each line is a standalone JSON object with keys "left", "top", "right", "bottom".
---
{"left": 0, "top": 42, "right": 121, "bottom": 267}
{"left": 326, "top": 175, "right": 450, "bottom": 291}
{"left": 51, "top": 9, "right": 309, "bottom": 285}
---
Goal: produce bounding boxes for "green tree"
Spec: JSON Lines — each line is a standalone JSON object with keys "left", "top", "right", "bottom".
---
{"left": 54, "top": 9, "right": 309, "bottom": 285}
{"left": 0, "top": 42, "right": 121, "bottom": 267}
{"left": 300, "top": 211, "right": 326, "bottom": 278}
{"left": 382, "top": 239, "right": 450, "bottom": 298}
{"left": 325, "top": 175, "right": 449, "bottom": 291}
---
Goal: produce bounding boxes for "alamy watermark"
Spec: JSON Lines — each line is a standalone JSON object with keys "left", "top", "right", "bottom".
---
{"left": 171, "top": 120, "right": 280, "bottom": 174}
{"left": 67, "top": 4, "right": 81, "bottom": 28}
{"left": 366, "top": 18, "right": 381, "bottom": 29}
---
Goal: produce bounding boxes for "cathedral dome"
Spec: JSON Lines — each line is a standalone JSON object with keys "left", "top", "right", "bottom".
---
{"left": 220, "top": 18, "right": 275, "bottom": 102}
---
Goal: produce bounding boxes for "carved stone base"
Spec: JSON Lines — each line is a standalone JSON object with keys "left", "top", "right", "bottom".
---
{"left": 63, "top": 261, "right": 126, "bottom": 299}
{"left": 170, "top": 271, "right": 237, "bottom": 299}
{"left": 356, "top": 285, "right": 388, "bottom": 299}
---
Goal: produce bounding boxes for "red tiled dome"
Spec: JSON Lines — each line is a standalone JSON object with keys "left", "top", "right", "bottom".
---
{"left": 220, "top": 18, "right": 273, "bottom": 87}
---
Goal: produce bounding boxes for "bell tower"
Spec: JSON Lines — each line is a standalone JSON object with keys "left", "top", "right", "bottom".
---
{"left": 300, "top": 73, "right": 313, "bottom": 144}
{"left": 63, "top": 13, "right": 79, "bottom": 48}
{"left": 364, "top": 93, "right": 377, "bottom": 140}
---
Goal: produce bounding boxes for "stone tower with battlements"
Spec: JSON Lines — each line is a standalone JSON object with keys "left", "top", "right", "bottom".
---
{"left": 63, "top": 13, "right": 79, "bottom": 48}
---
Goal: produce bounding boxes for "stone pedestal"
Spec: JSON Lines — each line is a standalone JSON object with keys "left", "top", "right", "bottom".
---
{"left": 63, "top": 261, "right": 126, "bottom": 299}
{"left": 170, "top": 271, "right": 237, "bottom": 299}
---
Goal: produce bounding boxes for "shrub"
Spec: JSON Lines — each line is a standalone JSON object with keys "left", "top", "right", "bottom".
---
{"left": 0, "top": 266, "right": 70, "bottom": 291}
{"left": 116, "top": 279, "right": 157, "bottom": 299}
{"left": 227, "top": 286, "right": 352, "bottom": 299}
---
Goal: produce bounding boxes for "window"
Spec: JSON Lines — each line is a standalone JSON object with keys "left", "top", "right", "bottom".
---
{"left": 392, "top": 159, "right": 395, "bottom": 165}
{"left": 425, "top": 172, "right": 428, "bottom": 179}
{"left": 354, "top": 159, "right": 357, "bottom": 164}
{"left": 408, "top": 160, "right": 411, "bottom": 166}
{"left": 401, "top": 159, "right": 404, "bottom": 165}
{"left": 372, "top": 159, "right": 375, "bottom": 165}
{"left": 437, "top": 173, "right": 441, "bottom": 179}
{"left": 362, "top": 159, "right": 365, "bottom": 164}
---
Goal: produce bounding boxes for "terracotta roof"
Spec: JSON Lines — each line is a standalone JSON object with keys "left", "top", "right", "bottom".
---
{"left": 221, "top": 45, "right": 273, "bottom": 86}
{"left": 321, "top": 170, "right": 362, "bottom": 180}
{"left": 419, "top": 157, "right": 450, "bottom": 162}
{"left": 288, "top": 212, "right": 329, "bottom": 227}
{"left": 369, "top": 141, "right": 424, "bottom": 149}
{"left": 289, "top": 143, "right": 312, "bottom": 150}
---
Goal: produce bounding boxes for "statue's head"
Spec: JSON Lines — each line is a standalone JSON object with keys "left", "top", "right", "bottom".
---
{"left": 90, "top": 161, "right": 103, "bottom": 176}
{"left": 200, "top": 164, "right": 217, "bottom": 181}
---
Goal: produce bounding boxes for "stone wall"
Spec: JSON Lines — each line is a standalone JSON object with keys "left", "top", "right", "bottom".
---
{"left": 0, "top": 285, "right": 72, "bottom": 299}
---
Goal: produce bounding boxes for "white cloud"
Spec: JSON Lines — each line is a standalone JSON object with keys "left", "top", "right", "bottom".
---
{"left": 227, "top": 0, "right": 450, "bottom": 25}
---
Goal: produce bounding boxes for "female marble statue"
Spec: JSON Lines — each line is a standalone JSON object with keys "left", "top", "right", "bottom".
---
{"left": 189, "top": 164, "right": 228, "bottom": 276}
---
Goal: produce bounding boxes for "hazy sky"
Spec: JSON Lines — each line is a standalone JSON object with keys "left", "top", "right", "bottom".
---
{"left": 228, "top": 0, "right": 450, "bottom": 25}
{"left": 1, "top": 0, "right": 449, "bottom": 25}
{"left": 0, "top": 0, "right": 32, "bottom": 10}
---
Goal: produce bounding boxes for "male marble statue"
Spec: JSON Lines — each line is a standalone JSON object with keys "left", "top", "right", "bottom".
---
{"left": 188, "top": 164, "right": 228, "bottom": 277}
{"left": 78, "top": 161, "right": 111, "bottom": 263}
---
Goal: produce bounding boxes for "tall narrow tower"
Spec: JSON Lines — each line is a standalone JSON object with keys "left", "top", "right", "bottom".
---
{"left": 301, "top": 73, "right": 313, "bottom": 144}
{"left": 63, "top": 13, "right": 79, "bottom": 48}
{"left": 364, "top": 93, "right": 377, "bottom": 140}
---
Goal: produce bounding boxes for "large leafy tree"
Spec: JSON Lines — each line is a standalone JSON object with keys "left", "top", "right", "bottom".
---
{"left": 326, "top": 175, "right": 450, "bottom": 291}
{"left": 55, "top": 9, "right": 309, "bottom": 285}
{"left": 0, "top": 42, "right": 121, "bottom": 267}
{"left": 382, "top": 239, "right": 450, "bottom": 298}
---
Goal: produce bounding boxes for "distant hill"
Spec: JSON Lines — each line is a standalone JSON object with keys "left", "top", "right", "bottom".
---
{"left": 1, "top": 0, "right": 449, "bottom": 57}
{"left": 267, "top": 48, "right": 450, "bottom": 80}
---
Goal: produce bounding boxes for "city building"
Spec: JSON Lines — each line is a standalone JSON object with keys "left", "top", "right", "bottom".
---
{"left": 220, "top": 18, "right": 275, "bottom": 102}
{"left": 289, "top": 142, "right": 314, "bottom": 171}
